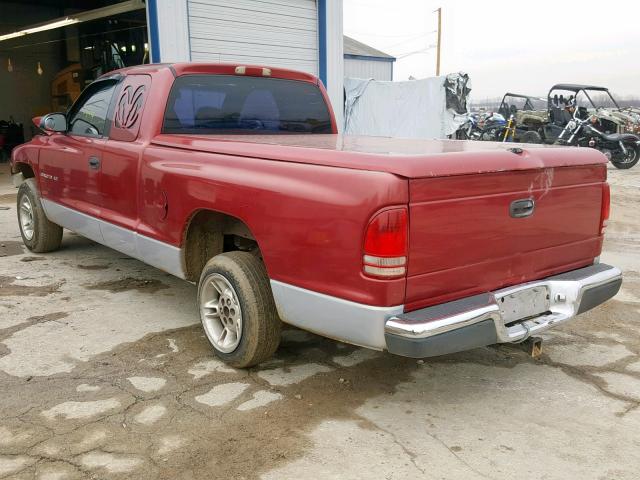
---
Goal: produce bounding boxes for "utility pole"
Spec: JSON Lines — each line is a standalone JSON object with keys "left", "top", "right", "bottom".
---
{"left": 435, "top": 7, "right": 442, "bottom": 76}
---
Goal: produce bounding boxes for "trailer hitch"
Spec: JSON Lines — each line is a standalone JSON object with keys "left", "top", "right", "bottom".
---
{"left": 516, "top": 336, "right": 543, "bottom": 359}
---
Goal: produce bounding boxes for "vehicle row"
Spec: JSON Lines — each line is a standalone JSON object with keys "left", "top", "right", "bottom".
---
{"left": 459, "top": 84, "right": 640, "bottom": 169}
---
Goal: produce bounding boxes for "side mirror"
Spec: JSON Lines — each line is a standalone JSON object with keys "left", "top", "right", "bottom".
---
{"left": 39, "top": 113, "right": 67, "bottom": 133}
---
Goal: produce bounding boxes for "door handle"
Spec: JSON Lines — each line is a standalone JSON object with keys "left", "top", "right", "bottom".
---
{"left": 88, "top": 156, "right": 100, "bottom": 169}
{"left": 510, "top": 199, "right": 535, "bottom": 218}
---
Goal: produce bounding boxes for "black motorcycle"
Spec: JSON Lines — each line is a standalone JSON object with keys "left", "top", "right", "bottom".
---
{"left": 555, "top": 113, "right": 640, "bottom": 169}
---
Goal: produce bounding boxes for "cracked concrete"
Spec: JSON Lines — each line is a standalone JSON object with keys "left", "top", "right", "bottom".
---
{"left": 0, "top": 162, "right": 639, "bottom": 479}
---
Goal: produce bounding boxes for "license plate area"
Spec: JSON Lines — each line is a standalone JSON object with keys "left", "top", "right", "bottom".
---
{"left": 497, "top": 286, "right": 551, "bottom": 325}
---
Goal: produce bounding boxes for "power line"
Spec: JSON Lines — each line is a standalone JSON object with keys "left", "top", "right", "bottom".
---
{"left": 346, "top": 30, "right": 434, "bottom": 39}
{"left": 384, "top": 31, "right": 436, "bottom": 50}
{"left": 396, "top": 45, "right": 436, "bottom": 59}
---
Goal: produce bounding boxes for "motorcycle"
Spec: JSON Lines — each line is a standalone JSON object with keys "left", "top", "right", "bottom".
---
{"left": 555, "top": 111, "right": 640, "bottom": 169}
{"left": 477, "top": 112, "right": 507, "bottom": 141}
{"left": 456, "top": 112, "right": 506, "bottom": 141}
{"left": 455, "top": 113, "right": 479, "bottom": 140}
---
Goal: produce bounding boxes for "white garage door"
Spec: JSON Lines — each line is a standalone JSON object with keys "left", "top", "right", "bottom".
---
{"left": 187, "top": 0, "right": 319, "bottom": 75}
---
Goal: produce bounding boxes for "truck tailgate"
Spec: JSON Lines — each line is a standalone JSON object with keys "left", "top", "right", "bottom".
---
{"left": 406, "top": 162, "right": 607, "bottom": 311}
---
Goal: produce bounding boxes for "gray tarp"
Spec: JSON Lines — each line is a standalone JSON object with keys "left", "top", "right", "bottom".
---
{"left": 344, "top": 73, "right": 471, "bottom": 139}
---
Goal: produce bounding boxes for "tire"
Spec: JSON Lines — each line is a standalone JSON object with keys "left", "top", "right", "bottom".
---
{"left": 611, "top": 144, "right": 640, "bottom": 169}
{"left": 17, "top": 178, "right": 63, "bottom": 253}
{"left": 455, "top": 128, "right": 469, "bottom": 140}
{"left": 519, "top": 130, "right": 543, "bottom": 144}
{"left": 197, "top": 251, "right": 281, "bottom": 368}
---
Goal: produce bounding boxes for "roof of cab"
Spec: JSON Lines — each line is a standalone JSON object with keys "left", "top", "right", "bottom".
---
{"left": 104, "top": 62, "right": 319, "bottom": 84}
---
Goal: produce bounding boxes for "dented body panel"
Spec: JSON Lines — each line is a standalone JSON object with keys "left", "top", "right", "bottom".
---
{"left": 406, "top": 165, "right": 606, "bottom": 310}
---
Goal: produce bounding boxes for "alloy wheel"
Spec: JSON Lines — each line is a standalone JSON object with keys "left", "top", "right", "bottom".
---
{"left": 199, "top": 273, "right": 243, "bottom": 353}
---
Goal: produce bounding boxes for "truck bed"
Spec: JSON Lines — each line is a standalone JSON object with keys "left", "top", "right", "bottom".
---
{"left": 151, "top": 134, "right": 607, "bottom": 178}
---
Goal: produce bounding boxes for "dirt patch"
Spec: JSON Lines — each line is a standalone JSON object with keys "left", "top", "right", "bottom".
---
{"left": 0, "top": 241, "right": 24, "bottom": 258}
{"left": 26, "top": 311, "right": 69, "bottom": 324}
{"left": 0, "top": 326, "right": 419, "bottom": 480}
{"left": 84, "top": 277, "right": 170, "bottom": 294}
{"left": 77, "top": 264, "right": 110, "bottom": 270}
{"left": 0, "top": 312, "right": 69, "bottom": 342}
{"left": 0, "top": 276, "right": 64, "bottom": 297}
{"left": 20, "top": 256, "right": 46, "bottom": 262}
{"left": 0, "top": 192, "right": 16, "bottom": 204}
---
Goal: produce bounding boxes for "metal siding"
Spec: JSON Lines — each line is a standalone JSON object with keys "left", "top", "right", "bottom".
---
{"left": 325, "top": 0, "right": 343, "bottom": 131}
{"left": 154, "top": 0, "right": 191, "bottom": 62}
{"left": 187, "top": 0, "right": 318, "bottom": 75}
{"left": 344, "top": 58, "right": 392, "bottom": 81}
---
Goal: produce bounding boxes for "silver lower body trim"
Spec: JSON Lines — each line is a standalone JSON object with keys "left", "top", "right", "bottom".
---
{"left": 270, "top": 280, "right": 403, "bottom": 350}
{"left": 41, "top": 198, "right": 185, "bottom": 279}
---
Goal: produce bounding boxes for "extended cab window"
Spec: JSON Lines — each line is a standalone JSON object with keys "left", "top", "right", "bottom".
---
{"left": 163, "top": 75, "right": 332, "bottom": 134}
{"left": 68, "top": 80, "right": 118, "bottom": 137}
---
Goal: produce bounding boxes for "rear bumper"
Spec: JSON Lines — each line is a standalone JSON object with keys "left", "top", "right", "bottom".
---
{"left": 385, "top": 263, "right": 622, "bottom": 358}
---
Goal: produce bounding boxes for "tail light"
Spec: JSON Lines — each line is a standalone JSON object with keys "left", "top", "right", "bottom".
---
{"left": 363, "top": 208, "right": 408, "bottom": 278}
{"left": 600, "top": 183, "right": 610, "bottom": 235}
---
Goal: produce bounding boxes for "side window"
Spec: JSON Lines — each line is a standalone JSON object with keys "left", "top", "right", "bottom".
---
{"left": 110, "top": 74, "right": 152, "bottom": 142}
{"left": 68, "top": 80, "right": 117, "bottom": 137}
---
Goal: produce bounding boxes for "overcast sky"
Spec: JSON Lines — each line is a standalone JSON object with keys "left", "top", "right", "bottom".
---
{"left": 343, "top": 0, "right": 640, "bottom": 100}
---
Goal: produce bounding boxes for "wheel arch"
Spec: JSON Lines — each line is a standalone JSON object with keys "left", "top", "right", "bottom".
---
{"left": 11, "top": 161, "right": 36, "bottom": 184}
{"left": 181, "top": 208, "right": 263, "bottom": 282}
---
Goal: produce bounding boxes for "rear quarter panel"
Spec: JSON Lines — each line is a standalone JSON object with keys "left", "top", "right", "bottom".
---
{"left": 137, "top": 146, "right": 408, "bottom": 306}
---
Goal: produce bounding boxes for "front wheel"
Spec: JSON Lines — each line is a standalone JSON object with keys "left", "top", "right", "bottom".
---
{"left": 611, "top": 143, "right": 640, "bottom": 169}
{"left": 197, "top": 251, "right": 281, "bottom": 368}
{"left": 17, "top": 179, "right": 63, "bottom": 253}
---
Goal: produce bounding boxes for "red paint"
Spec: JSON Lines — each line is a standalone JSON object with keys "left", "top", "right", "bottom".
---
{"left": 11, "top": 63, "right": 610, "bottom": 311}
{"left": 406, "top": 165, "right": 607, "bottom": 310}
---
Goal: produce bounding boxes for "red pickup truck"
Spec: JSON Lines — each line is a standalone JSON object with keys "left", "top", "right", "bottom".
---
{"left": 11, "top": 63, "right": 622, "bottom": 367}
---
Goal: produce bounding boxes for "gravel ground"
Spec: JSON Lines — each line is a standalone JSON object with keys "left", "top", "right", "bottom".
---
{"left": 0, "top": 161, "right": 639, "bottom": 480}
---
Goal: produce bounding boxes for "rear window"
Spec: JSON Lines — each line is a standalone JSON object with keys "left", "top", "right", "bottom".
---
{"left": 163, "top": 75, "right": 333, "bottom": 134}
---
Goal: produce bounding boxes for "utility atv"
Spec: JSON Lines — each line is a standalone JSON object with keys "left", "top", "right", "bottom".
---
{"left": 497, "top": 92, "right": 547, "bottom": 143}
{"left": 543, "top": 84, "right": 639, "bottom": 143}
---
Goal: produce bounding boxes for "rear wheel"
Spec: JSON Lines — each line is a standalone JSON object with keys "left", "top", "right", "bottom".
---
{"left": 519, "top": 130, "right": 543, "bottom": 144}
{"left": 611, "top": 143, "right": 640, "bottom": 169}
{"left": 197, "top": 251, "right": 281, "bottom": 368}
{"left": 17, "top": 179, "right": 62, "bottom": 253}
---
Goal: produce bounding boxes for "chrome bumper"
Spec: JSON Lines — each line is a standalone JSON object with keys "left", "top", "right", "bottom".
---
{"left": 384, "top": 263, "right": 622, "bottom": 358}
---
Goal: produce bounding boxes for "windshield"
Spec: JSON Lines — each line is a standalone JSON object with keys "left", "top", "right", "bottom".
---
{"left": 585, "top": 91, "right": 619, "bottom": 109}
{"left": 163, "top": 75, "right": 333, "bottom": 134}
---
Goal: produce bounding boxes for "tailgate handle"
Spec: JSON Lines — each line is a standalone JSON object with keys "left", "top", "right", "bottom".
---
{"left": 510, "top": 199, "right": 535, "bottom": 218}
